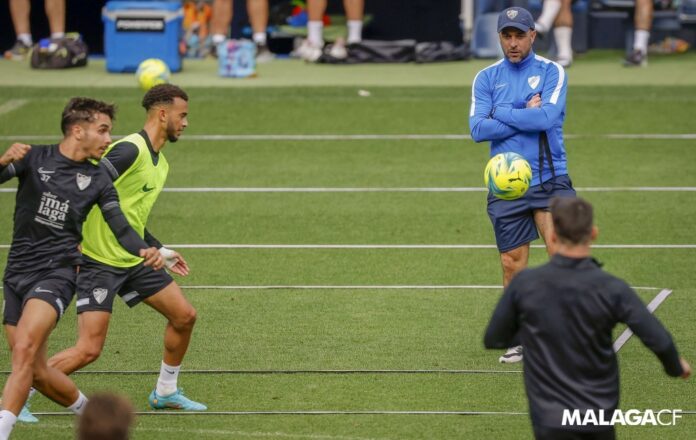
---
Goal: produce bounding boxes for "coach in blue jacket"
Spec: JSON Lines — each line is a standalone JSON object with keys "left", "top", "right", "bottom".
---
{"left": 469, "top": 6, "right": 577, "bottom": 363}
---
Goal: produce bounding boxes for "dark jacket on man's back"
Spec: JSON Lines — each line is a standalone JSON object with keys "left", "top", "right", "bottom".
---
{"left": 484, "top": 254, "right": 683, "bottom": 429}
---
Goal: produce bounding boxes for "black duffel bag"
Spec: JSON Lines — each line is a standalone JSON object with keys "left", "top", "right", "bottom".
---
{"left": 31, "top": 33, "right": 88, "bottom": 69}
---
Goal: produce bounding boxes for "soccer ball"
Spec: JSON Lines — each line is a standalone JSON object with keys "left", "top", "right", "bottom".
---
{"left": 136, "top": 58, "right": 170, "bottom": 91}
{"left": 484, "top": 152, "right": 532, "bottom": 200}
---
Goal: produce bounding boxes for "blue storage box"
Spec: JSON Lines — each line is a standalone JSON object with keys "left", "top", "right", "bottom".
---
{"left": 103, "top": 1, "right": 183, "bottom": 73}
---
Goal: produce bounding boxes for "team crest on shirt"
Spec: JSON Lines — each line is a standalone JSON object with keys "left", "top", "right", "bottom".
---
{"left": 507, "top": 10, "right": 518, "bottom": 19}
{"left": 76, "top": 173, "right": 91, "bottom": 191}
{"left": 528, "top": 75, "right": 540, "bottom": 89}
{"left": 92, "top": 288, "right": 108, "bottom": 304}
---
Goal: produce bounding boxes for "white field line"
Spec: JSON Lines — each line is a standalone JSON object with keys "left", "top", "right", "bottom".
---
{"left": 0, "top": 99, "right": 28, "bottom": 117}
{"left": 2, "top": 244, "right": 695, "bottom": 249}
{"left": 2, "top": 186, "right": 696, "bottom": 193}
{"left": 0, "top": 285, "right": 664, "bottom": 291}
{"left": 613, "top": 289, "right": 673, "bottom": 352}
{"left": 23, "top": 424, "right": 390, "bottom": 440}
{"left": 178, "top": 285, "right": 662, "bottom": 291}
{"left": 1, "top": 133, "right": 696, "bottom": 141}
{"left": 34, "top": 410, "right": 529, "bottom": 416}
{"left": 0, "top": 368, "right": 524, "bottom": 375}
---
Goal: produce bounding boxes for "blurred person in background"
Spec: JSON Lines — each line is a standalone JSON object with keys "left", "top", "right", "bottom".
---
{"left": 295, "top": 0, "right": 365, "bottom": 61}
{"left": 211, "top": 0, "right": 275, "bottom": 61}
{"left": 624, "top": 0, "right": 653, "bottom": 66}
{"left": 4, "top": 0, "right": 65, "bottom": 60}
{"left": 534, "top": 0, "right": 574, "bottom": 67}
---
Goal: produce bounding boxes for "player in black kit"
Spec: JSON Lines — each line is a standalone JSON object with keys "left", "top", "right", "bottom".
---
{"left": 0, "top": 98, "right": 163, "bottom": 439}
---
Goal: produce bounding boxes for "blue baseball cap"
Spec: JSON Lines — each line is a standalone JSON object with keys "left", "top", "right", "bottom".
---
{"left": 497, "top": 7, "right": 535, "bottom": 33}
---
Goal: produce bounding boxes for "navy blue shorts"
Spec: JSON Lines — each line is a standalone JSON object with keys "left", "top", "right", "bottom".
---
{"left": 487, "top": 175, "right": 576, "bottom": 252}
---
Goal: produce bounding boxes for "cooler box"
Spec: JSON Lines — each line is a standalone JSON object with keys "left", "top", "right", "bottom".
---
{"left": 103, "top": 1, "right": 183, "bottom": 72}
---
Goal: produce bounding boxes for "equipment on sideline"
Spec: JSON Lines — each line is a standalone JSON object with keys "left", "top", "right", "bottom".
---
{"left": 136, "top": 58, "right": 170, "bottom": 91}
{"left": 484, "top": 152, "right": 532, "bottom": 200}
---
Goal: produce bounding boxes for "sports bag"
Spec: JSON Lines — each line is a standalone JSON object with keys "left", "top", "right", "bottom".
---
{"left": 31, "top": 33, "right": 88, "bottom": 69}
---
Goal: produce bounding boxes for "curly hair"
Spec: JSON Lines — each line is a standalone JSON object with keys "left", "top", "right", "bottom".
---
{"left": 61, "top": 97, "right": 116, "bottom": 135}
{"left": 141, "top": 84, "right": 189, "bottom": 111}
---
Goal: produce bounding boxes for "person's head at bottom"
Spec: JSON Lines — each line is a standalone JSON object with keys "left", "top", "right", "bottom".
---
{"left": 77, "top": 393, "right": 134, "bottom": 440}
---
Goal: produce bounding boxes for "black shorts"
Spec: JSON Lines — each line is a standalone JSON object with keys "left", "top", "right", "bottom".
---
{"left": 75, "top": 255, "right": 174, "bottom": 313}
{"left": 533, "top": 425, "right": 615, "bottom": 440}
{"left": 2, "top": 266, "right": 77, "bottom": 326}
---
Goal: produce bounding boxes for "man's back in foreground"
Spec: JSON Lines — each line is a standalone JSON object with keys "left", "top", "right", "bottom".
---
{"left": 484, "top": 197, "right": 690, "bottom": 438}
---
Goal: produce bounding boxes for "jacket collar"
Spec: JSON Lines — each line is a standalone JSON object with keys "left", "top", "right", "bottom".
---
{"left": 504, "top": 51, "right": 535, "bottom": 70}
{"left": 551, "top": 253, "right": 603, "bottom": 269}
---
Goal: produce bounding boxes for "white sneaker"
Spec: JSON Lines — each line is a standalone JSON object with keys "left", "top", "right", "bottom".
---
{"left": 294, "top": 39, "right": 323, "bottom": 62}
{"left": 499, "top": 345, "right": 523, "bottom": 363}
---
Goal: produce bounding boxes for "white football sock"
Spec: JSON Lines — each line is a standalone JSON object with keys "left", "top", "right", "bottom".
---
{"left": 634, "top": 29, "right": 650, "bottom": 54}
{"left": 0, "top": 410, "right": 17, "bottom": 440}
{"left": 554, "top": 26, "right": 573, "bottom": 61}
{"left": 347, "top": 20, "right": 363, "bottom": 44}
{"left": 307, "top": 21, "right": 324, "bottom": 47}
{"left": 50, "top": 32, "right": 65, "bottom": 39}
{"left": 17, "top": 33, "right": 32, "bottom": 46}
{"left": 535, "top": 0, "right": 561, "bottom": 33}
{"left": 28, "top": 387, "right": 37, "bottom": 400}
{"left": 68, "top": 391, "right": 88, "bottom": 415}
{"left": 212, "top": 33, "right": 226, "bottom": 45}
{"left": 156, "top": 361, "right": 180, "bottom": 397}
{"left": 253, "top": 32, "right": 267, "bottom": 46}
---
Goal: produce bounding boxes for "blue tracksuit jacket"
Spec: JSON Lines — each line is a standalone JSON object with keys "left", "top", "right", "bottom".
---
{"left": 469, "top": 51, "right": 569, "bottom": 186}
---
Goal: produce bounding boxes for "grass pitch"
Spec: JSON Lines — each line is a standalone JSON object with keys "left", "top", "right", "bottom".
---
{"left": 0, "top": 53, "right": 695, "bottom": 439}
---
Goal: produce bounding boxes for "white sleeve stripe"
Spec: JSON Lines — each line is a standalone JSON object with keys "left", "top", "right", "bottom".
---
{"left": 8, "top": 163, "right": 16, "bottom": 177}
{"left": 549, "top": 62, "right": 565, "bottom": 105}
{"left": 470, "top": 59, "right": 504, "bottom": 117}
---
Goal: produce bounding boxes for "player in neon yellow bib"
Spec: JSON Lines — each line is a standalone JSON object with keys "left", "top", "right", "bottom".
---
{"left": 46, "top": 84, "right": 207, "bottom": 412}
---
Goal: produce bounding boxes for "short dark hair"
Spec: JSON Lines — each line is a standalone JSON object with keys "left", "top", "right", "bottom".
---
{"left": 141, "top": 84, "right": 189, "bottom": 111}
{"left": 550, "top": 197, "right": 594, "bottom": 244}
{"left": 77, "top": 393, "right": 134, "bottom": 440}
{"left": 61, "top": 98, "right": 116, "bottom": 135}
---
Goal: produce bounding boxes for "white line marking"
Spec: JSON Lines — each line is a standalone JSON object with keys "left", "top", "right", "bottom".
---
{"left": 34, "top": 410, "right": 529, "bottom": 416}
{"left": 0, "top": 285, "right": 663, "bottom": 291}
{"left": 0, "top": 368, "right": 524, "bottom": 375}
{"left": 3, "top": 186, "right": 696, "bottom": 193}
{"left": 22, "top": 424, "right": 389, "bottom": 440}
{"left": 168, "top": 244, "right": 696, "bottom": 249}
{"left": 0, "top": 133, "right": 695, "bottom": 141}
{"left": 179, "top": 285, "right": 661, "bottom": 291}
{"left": 613, "top": 289, "right": 673, "bottom": 352}
{"left": 1, "top": 244, "right": 695, "bottom": 249}
{"left": 0, "top": 99, "right": 28, "bottom": 117}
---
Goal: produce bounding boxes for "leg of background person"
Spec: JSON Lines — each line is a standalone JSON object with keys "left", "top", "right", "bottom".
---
{"left": 47, "top": 311, "right": 112, "bottom": 375}
{"left": 534, "top": 209, "right": 557, "bottom": 257}
{"left": 144, "top": 282, "right": 197, "bottom": 395}
{"left": 30, "top": 342, "right": 84, "bottom": 409}
{"left": 247, "top": 0, "right": 268, "bottom": 46}
{"left": 8, "top": 0, "right": 32, "bottom": 45}
{"left": 553, "top": 0, "right": 573, "bottom": 67}
{"left": 44, "top": 0, "right": 65, "bottom": 38}
{"left": 633, "top": 0, "right": 653, "bottom": 55}
{"left": 343, "top": 0, "right": 364, "bottom": 43}
{"left": 500, "top": 244, "right": 530, "bottom": 288}
{"left": 307, "top": 0, "right": 327, "bottom": 47}
{"left": 211, "top": 0, "right": 232, "bottom": 46}
{"left": 534, "top": 0, "right": 561, "bottom": 34}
